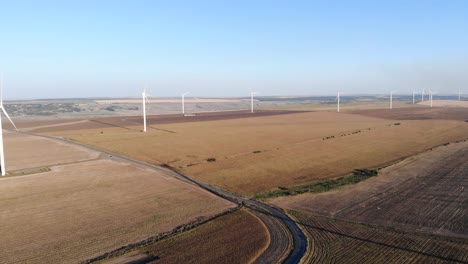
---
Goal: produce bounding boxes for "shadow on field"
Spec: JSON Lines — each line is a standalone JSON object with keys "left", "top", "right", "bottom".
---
{"left": 88, "top": 119, "right": 141, "bottom": 132}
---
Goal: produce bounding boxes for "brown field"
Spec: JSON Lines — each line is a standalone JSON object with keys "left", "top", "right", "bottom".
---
{"left": 38, "top": 109, "right": 468, "bottom": 196}
{"left": 418, "top": 100, "right": 468, "bottom": 108}
{"left": 96, "top": 98, "right": 244, "bottom": 104}
{"left": 15, "top": 110, "right": 303, "bottom": 133}
{"left": 274, "top": 140, "right": 468, "bottom": 238}
{"left": 350, "top": 106, "right": 468, "bottom": 121}
{"left": 110, "top": 209, "right": 269, "bottom": 264}
{"left": 4, "top": 132, "right": 100, "bottom": 171}
{"left": 0, "top": 133, "right": 234, "bottom": 264}
{"left": 291, "top": 212, "right": 468, "bottom": 264}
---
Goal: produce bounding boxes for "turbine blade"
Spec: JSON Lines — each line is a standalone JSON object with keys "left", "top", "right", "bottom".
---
{"left": 1, "top": 106, "right": 17, "bottom": 131}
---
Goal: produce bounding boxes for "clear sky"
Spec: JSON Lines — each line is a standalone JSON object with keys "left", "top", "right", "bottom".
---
{"left": 1, "top": 0, "right": 467, "bottom": 99}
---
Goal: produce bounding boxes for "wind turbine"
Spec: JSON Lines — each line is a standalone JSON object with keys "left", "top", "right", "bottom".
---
{"left": 429, "top": 89, "right": 434, "bottom": 107}
{"left": 421, "top": 88, "right": 425, "bottom": 102}
{"left": 412, "top": 90, "right": 416, "bottom": 104}
{"left": 141, "top": 84, "right": 151, "bottom": 133}
{"left": 459, "top": 89, "right": 461, "bottom": 101}
{"left": 250, "top": 91, "right": 257, "bottom": 113}
{"left": 336, "top": 92, "right": 340, "bottom": 112}
{"left": 0, "top": 73, "right": 18, "bottom": 176}
{"left": 390, "top": 91, "right": 397, "bottom": 109}
{"left": 181, "top": 91, "right": 190, "bottom": 115}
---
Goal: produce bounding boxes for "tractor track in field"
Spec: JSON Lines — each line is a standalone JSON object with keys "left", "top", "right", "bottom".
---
{"left": 17, "top": 130, "right": 307, "bottom": 264}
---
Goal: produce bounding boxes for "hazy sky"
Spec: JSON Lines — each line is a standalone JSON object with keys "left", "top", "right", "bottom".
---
{"left": 1, "top": 0, "right": 467, "bottom": 99}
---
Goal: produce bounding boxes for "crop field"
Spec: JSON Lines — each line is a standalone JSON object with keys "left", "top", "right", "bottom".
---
{"left": 274, "top": 140, "right": 468, "bottom": 238}
{"left": 13, "top": 110, "right": 302, "bottom": 133}
{"left": 4, "top": 132, "right": 100, "bottom": 171}
{"left": 350, "top": 106, "right": 468, "bottom": 121}
{"left": 0, "top": 133, "right": 234, "bottom": 264}
{"left": 418, "top": 100, "right": 468, "bottom": 108}
{"left": 41, "top": 109, "right": 468, "bottom": 196}
{"left": 291, "top": 212, "right": 468, "bottom": 264}
{"left": 110, "top": 209, "right": 269, "bottom": 264}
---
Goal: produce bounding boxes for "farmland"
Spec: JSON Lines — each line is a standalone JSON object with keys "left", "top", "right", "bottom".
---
{"left": 0, "top": 132, "right": 234, "bottom": 264}
{"left": 109, "top": 209, "right": 270, "bottom": 264}
{"left": 36, "top": 108, "right": 468, "bottom": 196}
{"left": 291, "top": 212, "right": 468, "bottom": 264}
{"left": 274, "top": 140, "right": 468, "bottom": 238}
{"left": 273, "top": 140, "right": 468, "bottom": 262}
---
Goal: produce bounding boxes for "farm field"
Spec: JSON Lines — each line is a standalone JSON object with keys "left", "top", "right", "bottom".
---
{"left": 418, "top": 100, "right": 468, "bottom": 108}
{"left": 108, "top": 209, "right": 270, "bottom": 264}
{"left": 12, "top": 110, "right": 302, "bottom": 133}
{"left": 4, "top": 131, "right": 100, "bottom": 171}
{"left": 291, "top": 212, "right": 468, "bottom": 264}
{"left": 0, "top": 133, "right": 234, "bottom": 264}
{"left": 40, "top": 109, "right": 468, "bottom": 196}
{"left": 274, "top": 140, "right": 468, "bottom": 238}
{"left": 350, "top": 106, "right": 468, "bottom": 121}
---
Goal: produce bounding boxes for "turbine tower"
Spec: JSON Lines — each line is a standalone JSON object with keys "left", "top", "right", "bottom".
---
{"left": 0, "top": 73, "right": 18, "bottom": 176}
{"left": 429, "top": 89, "right": 433, "bottom": 108}
{"left": 336, "top": 92, "right": 340, "bottom": 112}
{"left": 250, "top": 91, "right": 257, "bottom": 113}
{"left": 181, "top": 92, "right": 190, "bottom": 115}
{"left": 390, "top": 91, "right": 396, "bottom": 109}
{"left": 459, "top": 89, "right": 461, "bottom": 101}
{"left": 412, "top": 90, "right": 416, "bottom": 104}
{"left": 421, "top": 88, "right": 425, "bottom": 102}
{"left": 141, "top": 84, "right": 150, "bottom": 133}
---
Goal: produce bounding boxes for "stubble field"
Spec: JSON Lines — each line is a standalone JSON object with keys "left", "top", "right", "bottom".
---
{"left": 0, "top": 133, "right": 235, "bottom": 264}
{"left": 119, "top": 209, "right": 270, "bottom": 264}
{"left": 41, "top": 108, "right": 468, "bottom": 196}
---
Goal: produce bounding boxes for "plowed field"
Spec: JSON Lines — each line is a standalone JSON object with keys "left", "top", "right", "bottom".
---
{"left": 292, "top": 212, "right": 468, "bottom": 264}
{"left": 273, "top": 141, "right": 468, "bottom": 239}
{"left": 129, "top": 209, "right": 270, "bottom": 264}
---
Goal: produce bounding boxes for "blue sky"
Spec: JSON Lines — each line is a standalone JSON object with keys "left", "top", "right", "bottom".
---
{"left": 1, "top": 0, "right": 467, "bottom": 99}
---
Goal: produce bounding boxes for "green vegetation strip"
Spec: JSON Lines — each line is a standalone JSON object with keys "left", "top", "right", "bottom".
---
{"left": 254, "top": 169, "right": 378, "bottom": 200}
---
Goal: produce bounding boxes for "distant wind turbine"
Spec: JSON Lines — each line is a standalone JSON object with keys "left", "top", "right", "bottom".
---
{"left": 421, "top": 88, "right": 425, "bottom": 102}
{"left": 336, "top": 92, "right": 340, "bottom": 112}
{"left": 141, "top": 84, "right": 151, "bottom": 133}
{"left": 390, "top": 91, "right": 397, "bottom": 109}
{"left": 429, "top": 89, "right": 435, "bottom": 108}
{"left": 0, "top": 73, "right": 18, "bottom": 176}
{"left": 181, "top": 91, "right": 190, "bottom": 115}
{"left": 412, "top": 90, "right": 416, "bottom": 104}
{"left": 250, "top": 91, "right": 257, "bottom": 113}
{"left": 459, "top": 89, "right": 461, "bottom": 101}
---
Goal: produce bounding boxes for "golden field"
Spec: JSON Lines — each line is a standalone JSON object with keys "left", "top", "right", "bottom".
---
{"left": 0, "top": 133, "right": 234, "bottom": 263}
{"left": 40, "top": 109, "right": 468, "bottom": 196}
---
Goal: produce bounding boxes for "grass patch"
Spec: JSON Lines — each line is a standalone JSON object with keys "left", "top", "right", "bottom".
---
{"left": 253, "top": 169, "right": 378, "bottom": 199}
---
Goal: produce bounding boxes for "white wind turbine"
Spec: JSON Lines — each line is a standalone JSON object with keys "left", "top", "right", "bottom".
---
{"left": 421, "top": 88, "right": 426, "bottom": 102}
{"left": 429, "top": 89, "right": 435, "bottom": 108}
{"left": 0, "top": 73, "right": 18, "bottom": 176}
{"left": 181, "top": 91, "right": 190, "bottom": 115}
{"left": 141, "top": 84, "right": 151, "bottom": 133}
{"left": 459, "top": 89, "right": 461, "bottom": 101}
{"left": 390, "top": 91, "right": 397, "bottom": 109}
{"left": 336, "top": 92, "right": 341, "bottom": 112}
{"left": 250, "top": 91, "right": 257, "bottom": 113}
{"left": 412, "top": 90, "right": 416, "bottom": 104}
